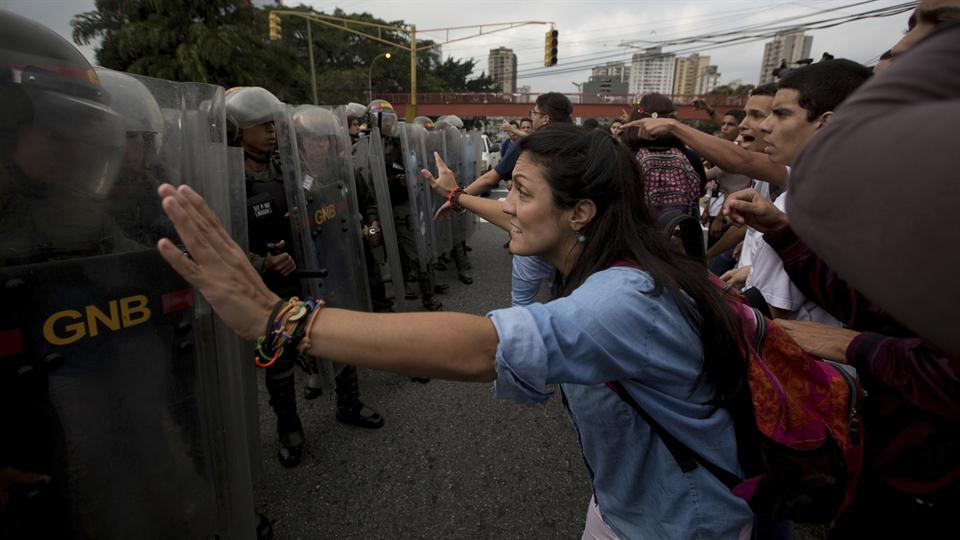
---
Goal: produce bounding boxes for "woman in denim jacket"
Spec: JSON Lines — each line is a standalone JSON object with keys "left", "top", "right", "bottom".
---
{"left": 155, "top": 124, "right": 753, "bottom": 539}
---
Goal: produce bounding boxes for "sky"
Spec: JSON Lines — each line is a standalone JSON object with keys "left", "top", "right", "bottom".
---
{"left": 4, "top": 0, "right": 914, "bottom": 92}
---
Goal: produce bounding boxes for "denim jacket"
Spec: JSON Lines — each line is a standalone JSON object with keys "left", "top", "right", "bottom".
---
{"left": 489, "top": 267, "right": 753, "bottom": 539}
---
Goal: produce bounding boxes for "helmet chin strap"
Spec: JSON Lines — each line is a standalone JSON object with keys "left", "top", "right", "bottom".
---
{"left": 243, "top": 150, "right": 270, "bottom": 164}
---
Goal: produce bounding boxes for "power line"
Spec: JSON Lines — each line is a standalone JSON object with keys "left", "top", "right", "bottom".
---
{"left": 514, "top": 1, "right": 914, "bottom": 80}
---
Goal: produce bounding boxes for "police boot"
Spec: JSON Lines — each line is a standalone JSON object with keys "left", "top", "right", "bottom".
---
{"left": 335, "top": 366, "right": 384, "bottom": 429}
{"left": 452, "top": 243, "right": 473, "bottom": 285}
{"left": 265, "top": 367, "right": 305, "bottom": 468}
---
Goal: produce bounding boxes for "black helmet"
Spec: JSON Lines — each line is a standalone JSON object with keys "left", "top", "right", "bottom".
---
{"left": 1, "top": 10, "right": 125, "bottom": 196}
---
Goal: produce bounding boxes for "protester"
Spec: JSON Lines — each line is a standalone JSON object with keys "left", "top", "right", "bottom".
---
{"left": 723, "top": 20, "right": 959, "bottom": 539}
{"left": 609, "top": 119, "right": 624, "bottom": 139}
{"left": 499, "top": 119, "right": 519, "bottom": 156}
{"left": 155, "top": 124, "right": 755, "bottom": 539}
{"left": 741, "top": 59, "right": 870, "bottom": 323}
{"left": 620, "top": 93, "right": 707, "bottom": 220}
{"left": 625, "top": 84, "right": 782, "bottom": 280}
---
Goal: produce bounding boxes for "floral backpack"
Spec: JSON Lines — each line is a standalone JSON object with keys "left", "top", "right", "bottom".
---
{"left": 610, "top": 216, "right": 865, "bottom": 523}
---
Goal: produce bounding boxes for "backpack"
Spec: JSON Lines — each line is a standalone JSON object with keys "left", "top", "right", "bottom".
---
{"left": 609, "top": 214, "right": 866, "bottom": 524}
{"left": 635, "top": 147, "right": 703, "bottom": 220}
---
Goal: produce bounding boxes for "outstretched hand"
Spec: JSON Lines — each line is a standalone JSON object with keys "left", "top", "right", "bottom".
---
{"left": 722, "top": 188, "right": 789, "bottom": 233}
{"left": 620, "top": 117, "right": 678, "bottom": 139}
{"left": 421, "top": 151, "right": 458, "bottom": 198}
{"left": 156, "top": 183, "right": 279, "bottom": 340}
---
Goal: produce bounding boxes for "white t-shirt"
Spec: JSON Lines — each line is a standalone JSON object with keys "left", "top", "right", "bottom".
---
{"left": 744, "top": 192, "right": 843, "bottom": 326}
{"left": 735, "top": 180, "right": 772, "bottom": 269}
{"left": 708, "top": 192, "right": 725, "bottom": 217}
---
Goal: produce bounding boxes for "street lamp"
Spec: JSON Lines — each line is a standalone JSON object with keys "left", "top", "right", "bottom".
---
{"left": 368, "top": 52, "right": 392, "bottom": 103}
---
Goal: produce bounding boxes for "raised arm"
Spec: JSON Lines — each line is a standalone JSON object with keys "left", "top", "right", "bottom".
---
{"left": 626, "top": 118, "right": 788, "bottom": 186}
{"left": 155, "top": 183, "right": 499, "bottom": 382}
{"left": 422, "top": 152, "right": 513, "bottom": 232}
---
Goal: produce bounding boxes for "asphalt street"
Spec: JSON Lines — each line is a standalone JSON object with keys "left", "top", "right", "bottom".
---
{"left": 253, "top": 219, "right": 592, "bottom": 539}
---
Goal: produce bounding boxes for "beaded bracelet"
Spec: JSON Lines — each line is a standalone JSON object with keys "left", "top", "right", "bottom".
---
{"left": 254, "top": 297, "right": 326, "bottom": 367}
{"left": 447, "top": 186, "right": 465, "bottom": 212}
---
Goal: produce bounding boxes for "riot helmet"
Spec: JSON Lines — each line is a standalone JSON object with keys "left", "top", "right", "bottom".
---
{"left": 435, "top": 115, "right": 464, "bottom": 130}
{"left": 367, "top": 99, "right": 398, "bottom": 137}
{"left": 292, "top": 105, "right": 346, "bottom": 175}
{"left": 224, "top": 86, "right": 284, "bottom": 147}
{"left": 413, "top": 116, "right": 435, "bottom": 130}
{"left": 95, "top": 67, "right": 163, "bottom": 171}
{"left": 1, "top": 10, "right": 125, "bottom": 197}
{"left": 345, "top": 102, "right": 367, "bottom": 121}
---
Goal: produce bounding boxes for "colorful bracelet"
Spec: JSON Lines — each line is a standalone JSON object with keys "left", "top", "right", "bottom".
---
{"left": 448, "top": 186, "right": 465, "bottom": 211}
{"left": 254, "top": 297, "right": 326, "bottom": 367}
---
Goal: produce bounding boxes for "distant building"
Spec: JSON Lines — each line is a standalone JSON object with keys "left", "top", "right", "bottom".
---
{"left": 725, "top": 78, "right": 744, "bottom": 89}
{"left": 759, "top": 29, "right": 813, "bottom": 84}
{"left": 488, "top": 47, "right": 517, "bottom": 94}
{"left": 582, "top": 76, "right": 629, "bottom": 103}
{"left": 628, "top": 47, "right": 676, "bottom": 95}
{"left": 517, "top": 85, "right": 531, "bottom": 94}
{"left": 696, "top": 65, "right": 721, "bottom": 95}
{"left": 673, "top": 54, "right": 710, "bottom": 96}
{"left": 590, "top": 61, "right": 631, "bottom": 83}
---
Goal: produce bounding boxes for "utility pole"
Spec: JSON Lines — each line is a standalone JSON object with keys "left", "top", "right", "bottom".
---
{"left": 269, "top": 10, "right": 556, "bottom": 121}
{"left": 306, "top": 20, "right": 317, "bottom": 105}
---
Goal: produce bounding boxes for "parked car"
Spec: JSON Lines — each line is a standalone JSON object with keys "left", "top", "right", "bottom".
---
{"left": 480, "top": 134, "right": 500, "bottom": 172}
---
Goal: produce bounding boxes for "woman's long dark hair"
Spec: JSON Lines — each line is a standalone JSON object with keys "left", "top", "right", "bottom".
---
{"left": 515, "top": 124, "right": 748, "bottom": 404}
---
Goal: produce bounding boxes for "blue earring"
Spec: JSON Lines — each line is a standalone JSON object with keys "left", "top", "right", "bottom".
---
{"left": 577, "top": 233, "right": 587, "bottom": 243}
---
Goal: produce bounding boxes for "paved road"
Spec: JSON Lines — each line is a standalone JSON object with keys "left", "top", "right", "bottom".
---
{"left": 253, "top": 221, "right": 592, "bottom": 539}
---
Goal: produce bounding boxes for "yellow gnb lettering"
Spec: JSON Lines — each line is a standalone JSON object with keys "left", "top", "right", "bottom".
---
{"left": 43, "top": 310, "right": 86, "bottom": 346}
{"left": 41, "top": 295, "right": 152, "bottom": 346}
{"left": 120, "top": 295, "right": 151, "bottom": 328}
{"left": 314, "top": 204, "right": 337, "bottom": 225}
{"left": 85, "top": 301, "right": 120, "bottom": 337}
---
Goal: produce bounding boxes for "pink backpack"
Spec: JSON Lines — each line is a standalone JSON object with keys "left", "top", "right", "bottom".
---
{"left": 635, "top": 147, "right": 703, "bottom": 220}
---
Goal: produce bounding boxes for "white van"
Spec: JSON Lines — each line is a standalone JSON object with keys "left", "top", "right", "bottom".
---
{"left": 480, "top": 134, "right": 501, "bottom": 172}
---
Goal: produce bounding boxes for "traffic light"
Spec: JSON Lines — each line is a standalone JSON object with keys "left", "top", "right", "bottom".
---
{"left": 268, "top": 12, "right": 282, "bottom": 41}
{"left": 544, "top": 29, "right": 558, "bottom": 67}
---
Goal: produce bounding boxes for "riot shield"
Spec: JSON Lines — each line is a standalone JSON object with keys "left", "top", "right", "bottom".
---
{"left": 1, "top": 70, "right": 255, "bottom": 538}
{"left": 426, "top": 129, "right": 454, "bottom": 256}
{"left": 275, "top": 104, "right": 372, "bottom": 313}
{"left": 355, "top": 130, "right": 409, "bottom": 311}
{"left": 442, "top": 127, "right": 469, "bottom": 244}
{"left": 461, "top": 131, "right": 484, "bottom": 239}
{"left": 398, "top": 123, "right": 436, "bottom": 271}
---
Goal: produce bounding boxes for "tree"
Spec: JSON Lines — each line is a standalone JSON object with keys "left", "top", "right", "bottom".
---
{"left": 72, "top": 1, "right": 498, "bottom": 105}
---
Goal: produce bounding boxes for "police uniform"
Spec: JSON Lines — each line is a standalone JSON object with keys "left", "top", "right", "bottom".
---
{"left": 383, "top": 137, "right": 443, "bottom": 310}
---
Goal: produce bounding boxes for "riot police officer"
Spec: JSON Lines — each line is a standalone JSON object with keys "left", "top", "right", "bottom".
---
{"left": 2, "top": 12, "right": 259, "bottom": 537}
{"left": 226, "top": 88, "right": 383, "bottom": 468}
{"left": 371, "top": 101, "right": 444, "bottom": 311}
{"left": 434, "top": 115, "right": 473, "bottom": 285}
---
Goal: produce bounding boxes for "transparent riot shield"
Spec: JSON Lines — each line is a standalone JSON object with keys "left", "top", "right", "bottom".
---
{"left": 275, "top": 104, "right": 372, "bottom": 313}
{"left": 398, "top": 123, "right": 436, "bottom": 271}
{"left": 442, "top": 127, "right": 468, "bottom": 244}
{"left": 426, "top": 129, "right": 454, "bottom": 256}
{"left": 1, "top": 70, "right": 254, "bottom": 538}
{"left": 355, "top": 130, "right": 409, "bottom": 311}
{"left": 461, "top": 131, "right": 484, "bottom": 239}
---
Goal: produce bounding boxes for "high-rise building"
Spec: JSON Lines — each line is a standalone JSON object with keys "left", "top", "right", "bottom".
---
{"left": 628, "top": 47, "right": 676, "bottom": 95}
{"left": 488, "top": 47, "right": 517, "bottom": 94}
{"left": 696, "top": 65, "right": 721, "bottom": 95}
{"left": 759, "top": 29, "right": 813, "bottom": 84}
{"left": 590, "top": 61, "right": 631, "bottom": 83}
{"left": 673, "top": 54, "right": 711, "bottom": 96}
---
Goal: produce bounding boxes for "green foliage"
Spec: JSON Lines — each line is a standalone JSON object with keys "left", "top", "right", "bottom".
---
{"left": 71, "top": 1, "right": 495, "bottom": 105}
